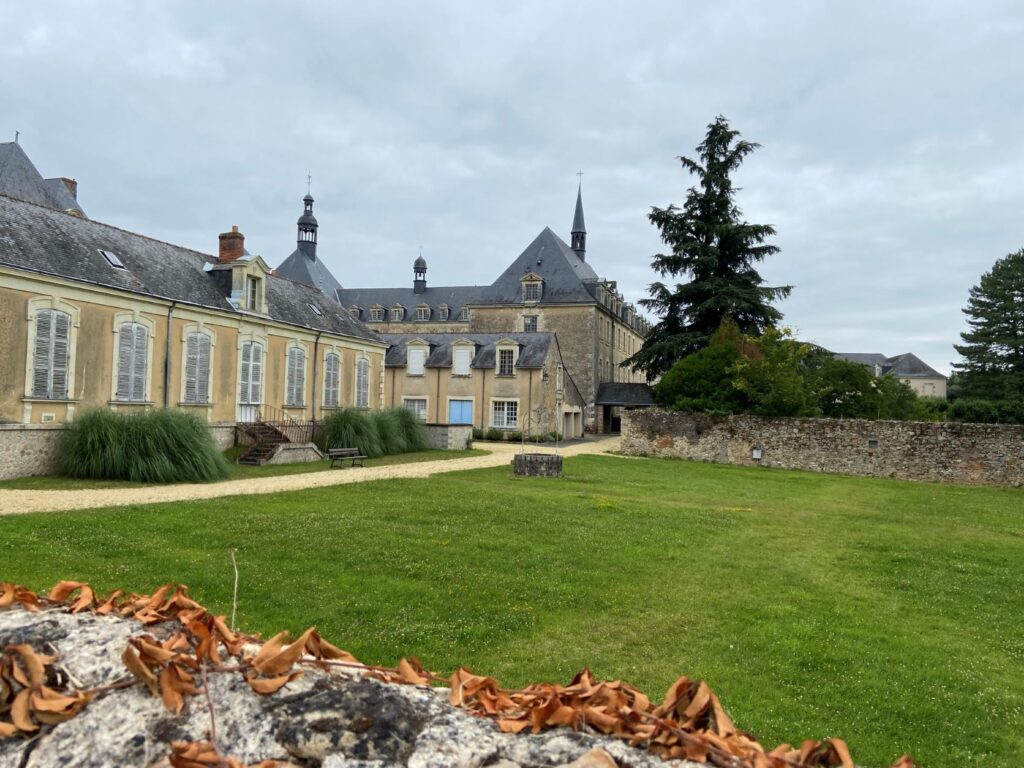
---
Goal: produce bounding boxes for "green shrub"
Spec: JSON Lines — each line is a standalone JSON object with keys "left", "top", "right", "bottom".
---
{"left": 371, "top": 409, "right": 409, "bottom": 455}
{"left": 472, "top": 428, "right": 484, "bottom": 440}
{"left": 317, "top": 408, "right": 384, "bottom": 458}
{"left": 61, "top": 408, "right": 229, "bottom": 483}
{"left": 392, "top": 408, "right": 429, "bottom": 452}
{"left": 485, "top": 427, "right": 504, "bottom": 441}
{"left": 505, "top": 431, "right": 523, "bottom": 442}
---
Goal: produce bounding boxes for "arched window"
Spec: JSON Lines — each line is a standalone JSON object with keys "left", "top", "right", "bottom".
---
{"left": 31, "top": 309, "right": 71, "bottom": 399}
{"left": 239, "top": 341, "right": 263, "bottom": 405}
{"left": 323, "top": 352, "right": 340, "bottom": 408}
{"left": 285, "top": 346, "right": 306, "bottom": 407}
{"left": 355, "top": 357, "right": 370, "bottom": 408}
{"left": 115, "top": 322, "right": 149, "bottom": 402}
{"left": 183, "top": 331, "right": 212, "bottom": 404}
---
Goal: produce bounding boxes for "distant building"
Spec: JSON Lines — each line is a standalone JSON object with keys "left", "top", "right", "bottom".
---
{"left": 278, "top": 185, "right": 652, "bottom": 433}
{"left": 833, "top": 352, "right": 947, "bottom": 399}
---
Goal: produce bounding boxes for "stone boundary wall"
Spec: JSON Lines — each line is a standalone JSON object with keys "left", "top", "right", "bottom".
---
{"left": 0, "top": 423, "right": 238, "bottom": 480}
{"left": 621, "top": 409, "right": 1024, "bottom": 487}
{"left": 424, "top": 423, "right": 473, "bottom": 450}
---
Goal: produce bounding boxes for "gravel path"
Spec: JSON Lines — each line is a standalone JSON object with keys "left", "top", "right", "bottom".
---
{"left": 0, "top": 437, "right": 621, "bottom": 516}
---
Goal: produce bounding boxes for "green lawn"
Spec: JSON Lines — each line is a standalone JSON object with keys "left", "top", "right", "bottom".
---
{"left": 1, "top": 455, "right": 1021, "bottom": 767}
{"left": 0, "top": 449, "right": 485, "bottom": 490}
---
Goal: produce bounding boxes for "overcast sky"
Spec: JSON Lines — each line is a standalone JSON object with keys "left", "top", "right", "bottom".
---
{"left": 4, "top": 1, "right": 1023, "bottom": 373}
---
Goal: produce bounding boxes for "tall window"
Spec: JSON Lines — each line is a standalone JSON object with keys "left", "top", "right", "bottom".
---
{"left": 492, "top": 400, "right": 518, "bottom": 429}
{"left": 285, "top": 346, "right": 306, "bottom": 407}
{"left": 523, "top": 315, "right": 538, "bottom": 333}
{"left": 407, "top": 347, "right": 426, "bottom": 376}
{"left": 184, "top": 332, "right": 212, "bottom": 404}
{"left": 390, "top": 306, "right": 404, "bottom": 321}
{"left": 323, "top": 352, "right": 340, "bottom": 408}
{"left": 246, "top": 276, "right": 260, "bottom": 310}
{"left": 452, "top": 347, "right": 472, "bottom": 376}
{"left": 115, "top": 322, "right": 148, "bottom": 402}
{"left": 458, "top": 306, "right": 469, "bottom": 321}
{"left": 404, "top": 397, "right": 427, "bottom": 421}
{"left": 31, "top": 309, "right": 71, "bottom": 399}
{"left": 355, "top": 357, "right": 370, "bottom": 408}
{"left": 416, "top": 305, "right": 430, "bottom": 321}
{"left": 370, "top": 307, "right": 384, "bottom": 322}
{"left": 498, "top": 348, "right": 514, "bottom": 376}
{"left": 439, "top": 305, "right": 449, "bottom": 321}
{"left": 239, "top": 341, "right": 263, "bottom": 404}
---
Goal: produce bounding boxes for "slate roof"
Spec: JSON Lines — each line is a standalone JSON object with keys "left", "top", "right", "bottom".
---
{"left": 336, "top": 285, "right": 483, "bottom": 323}
{"left": 0, "top": 193, "right": 381, "bottom": 343}
{"left": 275, "top": 247, "right": 344, "bottom": 295}
{"left": 572, "top": 185, "right": 586, "bottom": 233}
{"left": 382, "top": 332, "right": 554, "bottom": 369}
{"left": 833, "top": 351, "right": 945, "bottom": 379}
{"left": 473, "top": 227, "right": 599, "bottom": 305}
{"left": 0, "top": 143, "right": 86, "bottom": 217}
{"left": 595, "top": 382, "right": 656, "bottom": 407}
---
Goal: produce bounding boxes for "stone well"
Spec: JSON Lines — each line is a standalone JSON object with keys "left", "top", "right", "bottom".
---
{"left": 512, "top": 452, "right": 563, "bottom": 477}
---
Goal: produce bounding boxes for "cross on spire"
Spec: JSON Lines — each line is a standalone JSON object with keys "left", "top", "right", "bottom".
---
{"left": 576, "top": 169, "right": 583, "bottom": 183}
{"left": 306, "top": 172, "right": 312, "bottom": 195}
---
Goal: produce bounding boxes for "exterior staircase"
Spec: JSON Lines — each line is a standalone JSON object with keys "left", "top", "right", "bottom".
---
{"left": 235, "top": 406, "right": 317, "bottom": 466}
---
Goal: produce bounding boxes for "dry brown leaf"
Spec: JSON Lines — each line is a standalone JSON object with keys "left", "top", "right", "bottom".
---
{"left": 251, "top": 627, "right": 315, "bottom": 677}
{"left": 121, "top": 645, "right": 159, "bottom": 696}
{"left": 245, "top": 670, "right": 303, "bottom": 695}
{"left": 10, "top": 689, "right": 37, "bottom": 732}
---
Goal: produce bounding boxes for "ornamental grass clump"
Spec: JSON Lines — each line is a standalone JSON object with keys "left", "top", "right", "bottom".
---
{"left": 60, "top": 408, "right": 229, "bottom": 483}
{"left": 317, "top": 408, "right": 384, "bottom": 458}
{"left": 370, "top": 409, "right": 410, "bottom": 455}
{"left": 392, "top": 406, "right": 429, "bottom": 452}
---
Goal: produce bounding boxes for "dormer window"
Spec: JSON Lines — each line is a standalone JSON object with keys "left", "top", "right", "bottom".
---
{"left": 439, "top": 304, "right": 449, "bottom": 321}
{"left": 416, "top": 305, "right": 430, "bottom": 322}
{"left": 370, "top": 306, "right": 384, "bottom": 322}
{"left": 390, "top": 305, "right": 405, "bottom": 322}
{"left": 458, "top": 306, "right": 469, "bottom": 321}
{"left": 349, "top": 306, "right": 361, "bottom": 320}
{"left": 407, "top": 344, "right": 427, "bottom": 376}
{"left": 523, "top": 281, "right": 542, "bottom": 302}
{"left": 246, "top": 276, "right": 261, "bottom": 311}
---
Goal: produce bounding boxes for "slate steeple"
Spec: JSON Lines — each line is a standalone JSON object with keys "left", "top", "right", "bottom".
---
{"left": 297, "top": 193, "right": 318, "bottom": 259}
{"left": 414, "top": 251, "right": 427, "bottom": 294}
{"left": 570, "top": 183, "right": 586, "bottom": 261}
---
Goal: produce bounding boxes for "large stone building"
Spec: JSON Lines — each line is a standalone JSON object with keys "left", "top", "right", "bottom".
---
{"left": 277, "top": 185, "right": 651, "bottom": 432}
{"left": 0, "top": 142, "right": 387, "bottom": 431}
{"left": 833, "top": 352, "right": 948, "bottom": 399}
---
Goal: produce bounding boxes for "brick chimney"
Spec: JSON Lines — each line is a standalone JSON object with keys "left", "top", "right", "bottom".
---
{"left": 59, "top": 178, "right": 78, "bottom": 200}
{"left": 218, "top": 226, "right": 245, "bottom": 262}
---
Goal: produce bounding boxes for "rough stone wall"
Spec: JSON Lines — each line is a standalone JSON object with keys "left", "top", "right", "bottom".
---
{"left": 621, "top": 409, "right": 1024, "bottom": 487}
{"left": 424, "top": 424, "right": 473, "bottom": 450}
{"left": 0, "top": 424, "right": 236, "bottom": 480}
{"left": 266, "top": 442, "right": 324, "bottom": 464}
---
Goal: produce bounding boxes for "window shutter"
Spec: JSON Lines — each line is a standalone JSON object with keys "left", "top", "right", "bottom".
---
{"left": 51, "top": 312, "right": 70, "bottom": 400}
{"left": 184, "top": 333, "right": 199, "bottom": 403}
{"left": 116, "top": 323, "right": 134, "bottom": 400}
{"left": 239, "top": 342, "right": 252, "bottom": 402}
{"left": 32, "top": 310, "right": 53, "bottom": 397}
{"left": 324, "top": 353, "right": 339, "bottom": 408}
{"left": 196, "top": 334, "right": 211, "bottom": 404}
{"left": 356, "top": 358, "right": 369, "bottom": 408}
{"left": 249, "top": 343, "right": 262, "bottom": 404}
{"left": 130, "top": 325, "right": 147, "bottom": 401}
{"left": 296, "top": 349, "right": 305, "bottom": 405}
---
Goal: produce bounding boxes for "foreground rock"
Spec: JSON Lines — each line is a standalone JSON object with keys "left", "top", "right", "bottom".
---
{"left": 0, "top": 608, "right": 698, "bottom": 768}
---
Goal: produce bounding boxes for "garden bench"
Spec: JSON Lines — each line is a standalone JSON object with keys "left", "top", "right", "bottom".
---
{"left": 328, "top": 446, "right": 367, "bottom": 468}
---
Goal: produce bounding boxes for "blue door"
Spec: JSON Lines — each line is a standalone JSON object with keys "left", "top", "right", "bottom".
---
{"left": 448, "top": 399, "right": 473, "bottom": 424}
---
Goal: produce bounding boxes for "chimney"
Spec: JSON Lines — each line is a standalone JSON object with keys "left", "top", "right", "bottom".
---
{"left": 218, "top": 226, "right": 245, "bottom": 262}
{"left": 59, "top": 178, "right": 78, "bottom": 200}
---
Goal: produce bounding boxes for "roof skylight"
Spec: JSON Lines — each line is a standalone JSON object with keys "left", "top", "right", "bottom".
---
{"left": 98, "top": 249, "right": 125, "bottom": 269}
{"left": 307, "top": 303, "right": 323, "bottom": 316}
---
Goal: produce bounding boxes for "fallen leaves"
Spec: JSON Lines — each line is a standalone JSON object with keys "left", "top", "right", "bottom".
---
{"left": 1, "top": 643, "right": 91, "bottom": 736}
{"left": 167, "top": 739, "right": 295, "bottom": 767}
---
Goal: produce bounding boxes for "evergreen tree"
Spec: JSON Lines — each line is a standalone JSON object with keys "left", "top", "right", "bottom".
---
{"left": 952, "top": 249, "right": 1024, "bottom": 400}
{"left": 626, "top": 116, "right": 791, "bottom": 379}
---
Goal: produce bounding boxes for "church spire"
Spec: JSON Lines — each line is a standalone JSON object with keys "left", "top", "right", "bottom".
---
{"left": 570, "top": 177, "right": 586, "bottom": 261}
{"left": 297, "top": 191, "right": 318, "bottom": 260}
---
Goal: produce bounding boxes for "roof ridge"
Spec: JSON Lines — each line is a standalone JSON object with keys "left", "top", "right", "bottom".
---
{"left": 0, "top": 192, "right": 216, "bottom": 262}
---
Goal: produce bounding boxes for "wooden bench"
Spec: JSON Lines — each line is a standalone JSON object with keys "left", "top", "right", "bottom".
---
{"left": 328, "top": 446, "right": 367, "bottom": 468}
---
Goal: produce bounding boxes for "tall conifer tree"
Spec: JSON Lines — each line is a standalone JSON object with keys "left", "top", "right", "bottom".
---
{"left": 952, "top": 249, "right": 1024, "bottom": 399}
{"left": 627, "top": 117, "right": 791, "bottom": 379}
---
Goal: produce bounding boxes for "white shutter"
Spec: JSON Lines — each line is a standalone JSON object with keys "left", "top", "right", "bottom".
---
{"left": 184, "top": 333, "right": 199, "bottom": 403}
{"left": 51, "top": 312, "right": 70, "bottom": 399}
{"left": 32, "top": 310, "right": 53, "bottom": 397}
{"left": 295, "top": 349, "right": 305, "bottom": 406}
{"left": 356, "top": 358, "right": 369, "bottom": 408}
{"left": 116, "top": 323, "right": 134, "bottom": 401}
{"left": 196, "top": 334, "right": 211, "bottom": 404}
{"left": 249, "top": 343, "right": 262, "bottom": 404}
{"left": 324, "top": 353, "right": 339, "bottom": 408}
{"left": 130, "top": 325, "right": 147, "bottom": 401}
{"left": 239, "top": 342, "right": 252, "bottom": 403}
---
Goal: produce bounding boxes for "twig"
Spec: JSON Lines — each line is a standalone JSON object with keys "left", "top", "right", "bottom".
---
{"left": 200, "top": 662, "right": 224, "bottom": 763}
{"left": 230, "top": 549, "right": 239, "bottom": 631}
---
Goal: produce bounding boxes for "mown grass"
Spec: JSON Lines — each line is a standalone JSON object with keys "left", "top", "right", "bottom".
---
{"left": 1, "top": 456, "right": 1021, "bottom": 767}
{"left": 0, "top": 449, "right": 485, "bottom": 490}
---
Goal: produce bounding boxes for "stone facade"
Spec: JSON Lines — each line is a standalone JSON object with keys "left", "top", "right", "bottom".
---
{"left": 621, "top": 409, "right": 1024, "bottom": 487}
{"left": 512, "top": 452, "right": 564, "bottom": 477}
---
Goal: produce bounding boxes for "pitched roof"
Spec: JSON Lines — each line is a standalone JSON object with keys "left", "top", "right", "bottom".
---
{"left": 382, "top": 332, "right": 554, "bottom": 369}
{"left": 0, "top": 193, "right": 381, "bottom": 344}
{"left": 336, "top": 285, "right": 482, "bottom": 322}
{"left": 595, "top": 382, "right": 656, "bottom": 407}
{"left": 0, "top": 143, "right": 86, "bottom": 217}
{"left": 833, "top": 352, "right": 889, "bottom": 368}
{"left": 473, "top": 227, "right": 598, "bottom": 305}
{"left": 275, "top": 247, "right": 343, "bottom": 296}
{"left": 884, "top": 353, "right": 945, "bottom": 379}
{"left": 572, "top": 185, "right": 586, "bottom": 233}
